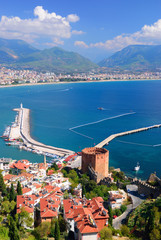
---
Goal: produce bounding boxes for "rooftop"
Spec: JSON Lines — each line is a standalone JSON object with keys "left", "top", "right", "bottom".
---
{"left": 82, "top": 147, "right": 108, "bottom": 155}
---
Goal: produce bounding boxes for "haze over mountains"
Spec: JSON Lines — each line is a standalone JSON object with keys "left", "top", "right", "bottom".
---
{"left": 0, "top": 38, "right": 97, "bottom": 73}
{"left": 1, "top": 38, "right": 161, "bottom": 73}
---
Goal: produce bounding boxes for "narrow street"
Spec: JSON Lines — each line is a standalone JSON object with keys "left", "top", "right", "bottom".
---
{"left": 113, "top": 185, "right": 145, "bottom": 229}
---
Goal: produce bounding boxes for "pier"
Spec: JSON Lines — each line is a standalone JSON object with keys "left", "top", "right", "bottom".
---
{"left": 96, "top": 124, "right": 161, "bottom": 148}
{"left": 9, "top": 106, "right": 74, "bottom": 157}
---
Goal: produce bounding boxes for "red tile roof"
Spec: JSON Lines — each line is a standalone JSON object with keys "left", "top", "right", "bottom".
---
{"left": 33, "top": 183, "right": 42, "bottom": 189}
{"left": 22, "top": 188, "right": 32, "bottom": 194}
{"left": 40, "top": 188, "right": 63, "bottom": 220}
{"left": 63, "top": 197, "right": 109, "bottom": 234}
{"left": 19, "top": 172, "right": 33, "bottom": 179}
{"left": 10, "top": 160, "right": 29, "bottom": 170}
{"left": 17, "top": 195, "right": 35, "bottom": 214}
{"left": 3, "top": 174, "right": 15, "bottom": 180}
{"left": 74, "top": 208, "right": 98, "bottom": 234}
{"left": 47, "top": 169, "right": 54, "bottom": 176}
{"left": 38, "top": 163, "right": 47, "bottom": 170}
{"left": 64, "top": 153, "right": 77, "bottom": 162}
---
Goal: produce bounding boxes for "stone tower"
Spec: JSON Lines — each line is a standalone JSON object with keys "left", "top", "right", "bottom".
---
{"left": 81, "top": 147, "right": 109, "bottom": 183}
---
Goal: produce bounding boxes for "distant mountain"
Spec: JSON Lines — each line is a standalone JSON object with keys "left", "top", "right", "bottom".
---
{"left": 0, "top": 38, "right": 97, "bottom": 73}
{"left": 0, "top": 38, "right": 38, "bottom": 59}
{"left": 16, "top": 47, "right": 98, "bottom": 73}
{"left": 99, "top": 45, "right": 161, "bottom": 71}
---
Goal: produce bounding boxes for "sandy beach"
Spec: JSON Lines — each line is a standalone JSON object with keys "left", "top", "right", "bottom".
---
{"left": 0, "top": 78, "right": 160, "bottom": 89}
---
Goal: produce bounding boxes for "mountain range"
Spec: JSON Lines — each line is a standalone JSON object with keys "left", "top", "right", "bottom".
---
{"left": 1, "top": 38, "right": 161, "bottom": 72}
{"left": 99, "top": 45, "right": 161, "bottom": 71}
{"left": 0, "top": 38, "right": 97, "bottom": 73}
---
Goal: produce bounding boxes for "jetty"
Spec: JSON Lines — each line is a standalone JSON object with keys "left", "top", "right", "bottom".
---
{"left": 96, "top": 124, "right": 161, "bottom": 148}
{"left": 9, "top": 105, "right": 74, "bottom": 157}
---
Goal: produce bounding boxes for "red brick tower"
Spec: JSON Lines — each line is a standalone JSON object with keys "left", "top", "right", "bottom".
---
{"left": 81, "top": 147, "right": 109, "bottom": 182}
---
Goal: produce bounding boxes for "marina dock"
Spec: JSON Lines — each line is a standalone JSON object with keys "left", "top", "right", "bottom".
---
{"left": 9, "top": 106, "right": 74, "bottom": 157}
{"left": 96, "top": 124, "right": 161, "bottom": 148}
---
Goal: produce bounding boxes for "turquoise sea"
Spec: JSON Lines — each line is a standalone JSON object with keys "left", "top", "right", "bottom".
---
{"left": 0, "top": 81, "right": 161, "bottom": 179}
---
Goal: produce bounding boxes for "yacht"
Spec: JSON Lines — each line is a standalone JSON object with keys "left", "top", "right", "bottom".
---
{"left": 134, "top": 162, "right": 140, "bottom": 171}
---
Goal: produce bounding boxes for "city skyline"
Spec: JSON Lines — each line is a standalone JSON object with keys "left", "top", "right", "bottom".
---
{"left": 1, "top": 0, "right": 161, "bottom": 61}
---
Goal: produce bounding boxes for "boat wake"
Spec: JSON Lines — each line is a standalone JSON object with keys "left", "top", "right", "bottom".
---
{"left": 60, "top": 88, "right": 72, "bottom": 92}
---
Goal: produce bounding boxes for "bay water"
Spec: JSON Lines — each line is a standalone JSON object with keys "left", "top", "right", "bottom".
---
{"left": 0, "top": 80, "right": 161, "bottom": 179}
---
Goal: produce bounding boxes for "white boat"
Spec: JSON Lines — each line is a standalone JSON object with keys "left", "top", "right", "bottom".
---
{"left": 134, "top": 162, "right": 140, "bottom": 171}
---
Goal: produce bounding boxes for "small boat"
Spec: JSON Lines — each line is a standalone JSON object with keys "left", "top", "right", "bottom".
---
{"left": 134, "top": 162, "right": 140, "bottom": 171}
{"left": 97, "top": 107, "right": 103, "bottom": 110}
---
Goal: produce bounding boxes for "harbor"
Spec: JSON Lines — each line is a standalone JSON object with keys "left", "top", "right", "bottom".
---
{"left": 2, "top": 104, "right": 75, "bottom": 158}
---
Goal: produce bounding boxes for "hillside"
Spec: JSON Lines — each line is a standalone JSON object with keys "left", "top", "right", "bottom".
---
{"left": 99, "top": 45, "right": 161, "bottom": 71}
{"left": 0, "top": 38, "right": 97, "bottom": 73}
{"left": 0, "top": 38, "right": 38, "bottom": 59}
{"left": 16, "top": 47, "right": 98, "bottom": 73}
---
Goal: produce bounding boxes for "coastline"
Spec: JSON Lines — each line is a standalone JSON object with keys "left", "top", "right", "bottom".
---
{"left": 0, "top": 78, "right": 161, "bottom": 89}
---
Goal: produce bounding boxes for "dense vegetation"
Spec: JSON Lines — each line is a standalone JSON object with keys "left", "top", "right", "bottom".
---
{"left": 61, "top": 168, "right": 118, "bottom": 201}
{"left": 128, "top": 197, "right": 161, "bottom": 239}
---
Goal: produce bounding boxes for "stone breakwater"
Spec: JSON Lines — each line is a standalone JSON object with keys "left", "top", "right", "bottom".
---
{"left": 96, "top": 124, "right": 161, "bottom": 148}
{"left": 9, "top": 107, "right": 74, "bottom": 157}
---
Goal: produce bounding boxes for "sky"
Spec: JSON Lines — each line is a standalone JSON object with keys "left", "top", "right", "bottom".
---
{"left": 1, "top": 0, "right": 161, "bottom": 61}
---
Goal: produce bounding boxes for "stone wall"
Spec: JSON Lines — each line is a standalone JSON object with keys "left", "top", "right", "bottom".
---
{"left": 133, "top": 179, "right": 160, "bottom": 198}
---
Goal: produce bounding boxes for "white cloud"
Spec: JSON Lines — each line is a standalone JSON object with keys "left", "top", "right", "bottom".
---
{"left": 67, "top": 14, "right": 80, "bottom": 23}
{"left": 0, "top": 6, "right": 80, "bottom": 45}
{"left": 74, "top": 41, "right": 88, "bottom": 48}
{"left": 72, "top": 30, "right": 84, "bottom": 35}
{"left": 139, "top": 19, "right": 161, "bottom": 40}
{"left": 75, "top": 19, "right": 161, "bottom": 51}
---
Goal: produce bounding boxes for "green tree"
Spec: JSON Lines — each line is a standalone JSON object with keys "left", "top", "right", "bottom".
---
{"left": 51, "top": 163, "right": 59, "bottom": 171}
{"left": 120, "top": 205, "right": 127, "bottom": 213}
{"left": 49, "top": 218, "right": 57, "bottom": 237}
{"left": 54, "top": 220, "right": 60, "bottom": 240}
{"left": 17, "top": 208, "right": 33, "bottom": 230}
{"left": 9, "top": 183, "right": 16, "bottom": 202}
{"left": 0, "top": 225, "right": 9, "bottom": 239}
{"left": 120, "top": 225, "right": 130, "bottom": 236}
{"left": 33, "top": 222, "right": 50, "bottom": 239}
{"left": 63, "top": 190, "right": 69, "bottom": 199}
{"left": 8, "top": 216, "right": 20, "bottom": 240}
{"left": 58, "top": 215, "right": 67, "bottom": 233}
{"left": 108, "top": 206, "right": 113, "bottom": 226}
{"left": 146, "top": 209, "right": 155, "bottom": 234}
{"left": 149, "top": 228, "right": 161, "bottom": 240}
{"left": 86, "top": 180, "right": 97, "bottom": 192}
{"left": 1, "top": 200, "right": 16, "bottom": 215}
{"left": 0, "top": 172, "right": 7, "bottom": 196}
{"left": 153, "top": 207, "right": 160, "bottom": 226}
{"left": 17, "top": 181, "right": 22, "bottom": 195}
{"left": 115, "top": 209, "right": 122, "bottom": 217}
{"left": 68, "top": 170, "right": 79, "bottom": 182}
{"left": 82, "top": 184, "right": 86, "bottom": 197}
{"left": 100, "top": 227, "right": 112, "bottom": 240}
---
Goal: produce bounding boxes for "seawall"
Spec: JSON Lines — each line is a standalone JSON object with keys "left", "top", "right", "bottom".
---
{"left": 10, "top": 107, "right": 74, "bottom": 157}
